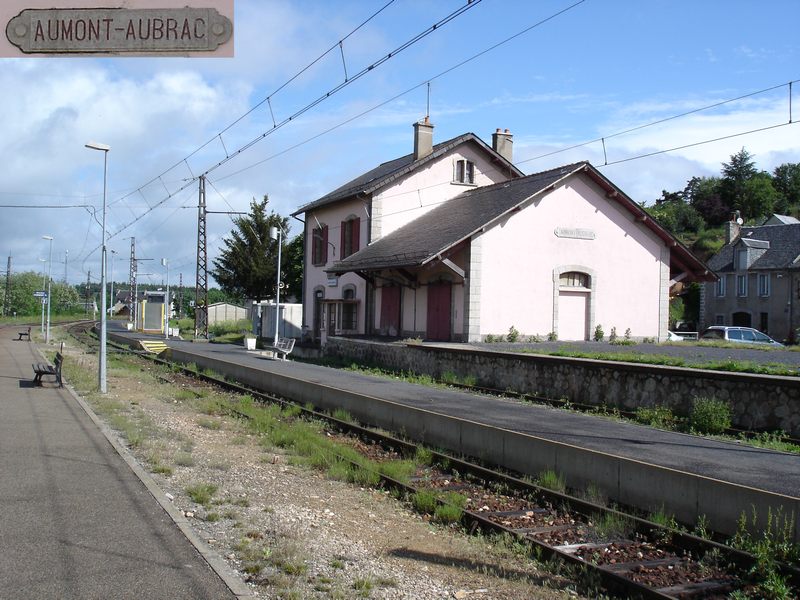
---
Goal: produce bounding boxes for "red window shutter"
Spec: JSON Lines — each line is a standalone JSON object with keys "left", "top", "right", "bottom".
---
{"left": 322, "top": 225, "right": 328, "bottom": 263}
{"left": 340, "top": 220, "right": 347, "bottom": 258}
{"left": 351, "top": 217, "right": 360, "bottom": 253}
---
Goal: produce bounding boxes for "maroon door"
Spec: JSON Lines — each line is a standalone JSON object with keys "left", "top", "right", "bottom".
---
{"left": 380, "top": 286, "right": 401, "bottom": 336}
{"left": 426, "top": 282, "right": 452, "bottom": 341}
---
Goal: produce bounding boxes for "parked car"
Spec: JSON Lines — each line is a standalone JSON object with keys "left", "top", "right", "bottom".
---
{"left": 699, "top": 326, "right": 784, "bottom": 347}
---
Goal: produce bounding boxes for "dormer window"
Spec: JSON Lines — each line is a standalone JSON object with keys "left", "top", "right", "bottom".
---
{"left": 454, "top": 159, "right": 475, "bottom": 184}
{"left": 737, "top": 248, "right": 748, "bottom": 270}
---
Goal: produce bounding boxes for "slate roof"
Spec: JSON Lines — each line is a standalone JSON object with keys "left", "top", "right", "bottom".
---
{"left": 327, "top": 161, "right": 712, "bottom": 280}
{"left": 708, "top": 223, "right": 800, "bottom": 272}
{"left": 292, "top": 133, "right": 522, "bottom": 216}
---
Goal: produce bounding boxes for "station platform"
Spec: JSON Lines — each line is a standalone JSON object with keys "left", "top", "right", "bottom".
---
{"left": 110, "top": 323, "right": 800, "bottom": 542}
{"left": 0, "top": 326, "right": 238, "bottom": 599}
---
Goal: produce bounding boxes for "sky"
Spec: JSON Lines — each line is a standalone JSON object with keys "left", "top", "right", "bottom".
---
{"left": 1, "top": 0, "right": 799, "bottom": 291}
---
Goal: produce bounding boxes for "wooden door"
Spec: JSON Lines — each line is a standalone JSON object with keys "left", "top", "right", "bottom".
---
{"left": 426, "top": 282, "right": 452, "bottom": 341}
{"left": 380, "top": 286, "right": 401, "bottom": 336}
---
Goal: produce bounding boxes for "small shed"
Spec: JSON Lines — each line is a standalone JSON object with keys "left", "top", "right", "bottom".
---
{"left": 208, "top": 302, "right": 248, "bottom": 325}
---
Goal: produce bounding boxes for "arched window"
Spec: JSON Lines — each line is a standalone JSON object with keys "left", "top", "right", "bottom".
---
{"left": 311, "top": 224, "right": 328, "bottom": 265}
{"left": 559, "top": 271, "right": 590, "bottom": 289}
{"left": 340, "top": 216, "right": 360, "bottom": 259}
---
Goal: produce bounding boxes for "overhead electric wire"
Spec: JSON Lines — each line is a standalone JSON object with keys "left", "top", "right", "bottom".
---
{"left": 106, "top": 0, "right": 484, "bottom": 241}
{"left": 214, "top": 0, "right": 589, "bottom": 183}
{"left": 517, "top": 78, "right": 800, "bottom": 165}
{"left": 108, "top": 0, "right": 398, "bottom": 210}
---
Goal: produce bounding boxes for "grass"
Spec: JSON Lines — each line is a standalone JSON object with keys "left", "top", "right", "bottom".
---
{"left": 174, "top": 451, "right": 195, "bottom": 467}
{"left": 185, "top": 482, "right": 218, "bottom": 506}
{"left": 537, "top": 470, "right": 566, "bottom": 493}
{"left": 593, "top": 511, "right": 633, "bottom": 540}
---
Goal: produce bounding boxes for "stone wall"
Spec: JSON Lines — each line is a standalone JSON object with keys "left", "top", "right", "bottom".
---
{"left": 325, "top": 338, "right": 800, "bottom": 437}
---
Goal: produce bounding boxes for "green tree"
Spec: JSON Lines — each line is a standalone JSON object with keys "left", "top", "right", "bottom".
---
{"left": 648, "top": 189, "right": 703, "bottom": 234}
{"left": 686, "top": 176, "right": 728, "bottom": 226}
{"left": 211, "top": 196, "right": 290, "bottom": 301}
{"left": 740, "top": 173, "right": 779, "bottom": 222}
{"left": 282, "top": 234, "right": 303, "bottom": 303}
{"left": 772, "top": 162, "right": 800, "bottom": 214}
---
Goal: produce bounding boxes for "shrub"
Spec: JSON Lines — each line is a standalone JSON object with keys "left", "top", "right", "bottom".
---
{"left": 411, "top": 490, "right": 438, "bottom": 514}
{"left": 609, "top": 327, "right": 618, "bottom": 342}
{"left": 547, "top": 331, "right": 558, "bottom": 341}
{"left": 537, "top": 469, "right": 566, "bottom": 493}
{"left": 635, "top": 405, "right": 677, "bottom": 430}
{"left": 624, "top": 328, "right": 632, "bottom": 340}
{"left": 593, "top": 324, "right": 604, "bottom": 342}
{"left": 690, "top": 396, "right": 731, "bottom": 434}
{"left": 485, "top": 334, "right": 494, "bottom": 343}
{"left": 507, "top": 325, "right": 520, "bottom": 343}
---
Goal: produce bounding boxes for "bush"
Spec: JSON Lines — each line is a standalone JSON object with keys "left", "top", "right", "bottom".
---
{"left": 609, "top": 327, "right": 618, "bottom": 342}
{"left": 593, "top": 324, "right": 604, "bottom": 342}
{"left": 547, "top": 331, "right": 558, "bottom": 341}
{"left": 690, "top": 396, "right": 731, "bottom": 434}
{"left": 635, "top": 405, "right": 677, "bottom": 430}
{"left": 209, "top": 318, "right": 252, "bottom": 337}
{"left": 507, "top": 325, "right": 519, "bottom": 343}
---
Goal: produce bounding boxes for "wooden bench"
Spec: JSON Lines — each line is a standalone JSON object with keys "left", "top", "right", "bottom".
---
{"left": 267, "top": 337, "right": 295, "bottom": 361}
{"left": 17, "top": 326, "right": 31, "bottom": 341}
{"left": 33, "top": 352, "right": 63, "bottom": 387}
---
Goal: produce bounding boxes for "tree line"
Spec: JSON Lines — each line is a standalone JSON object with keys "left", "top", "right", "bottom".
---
{"left": 645, "top": 148, "right": 800, "bottom": 258}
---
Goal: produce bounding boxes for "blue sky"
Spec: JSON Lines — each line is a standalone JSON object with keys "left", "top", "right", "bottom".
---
{"left": 1, "top": 0, "right": 798, "bottom": 289}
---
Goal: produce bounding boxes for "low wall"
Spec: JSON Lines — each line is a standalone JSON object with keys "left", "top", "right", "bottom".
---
{"left": 324, "top": 338, "right": 800, "bottom": 438}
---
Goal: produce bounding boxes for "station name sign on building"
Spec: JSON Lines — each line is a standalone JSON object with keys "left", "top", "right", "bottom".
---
{"left": 5, "top": 7, "right": 232, "bottom": 55}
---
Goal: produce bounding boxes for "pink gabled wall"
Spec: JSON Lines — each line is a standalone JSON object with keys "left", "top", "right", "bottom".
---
{"left": 476, "top": 174, "right": 667, "bottom": 340}
{"left": 303, "top": 141, "right": 512, "bottom": 337}
{"left": 372, "top": 144, "right": 509, "bottom": 241}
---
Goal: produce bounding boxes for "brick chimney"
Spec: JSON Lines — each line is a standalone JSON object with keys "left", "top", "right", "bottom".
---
{"left": 412, "top": 116, "right": 434, "bottom": 161}
{"left": 724, "top": 211, "right": 742, "bottom": 244}
{"left": 492, "top": 128, "right": 513, "bottom": 162}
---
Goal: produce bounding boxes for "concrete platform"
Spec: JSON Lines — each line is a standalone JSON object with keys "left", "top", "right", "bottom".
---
{"left": 0, "top": 326, "right": 239, "bottom": 599}
{"left": 111, "top": 326, "right": 800, "bottom": 542}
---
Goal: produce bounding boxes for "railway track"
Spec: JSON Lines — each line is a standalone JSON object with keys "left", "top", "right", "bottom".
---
{"left": 65, "top": 323, "right": 800, "bottom": 598}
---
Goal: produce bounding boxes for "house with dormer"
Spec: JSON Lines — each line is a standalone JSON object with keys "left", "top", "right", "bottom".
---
{"left": 293, "top": 120, "right": 712, "bottom": 343}
{"left": 701, "top": 215, "right": 800, "bottom": 341}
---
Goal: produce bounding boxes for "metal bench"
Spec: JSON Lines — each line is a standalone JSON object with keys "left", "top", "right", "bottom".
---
{"left": 32, "top": 352, "right": 63, "bottom": 387}
{"left": 17, "top": 326, "right": 31, "bottom": 341}
{"left": 267, "top": 337, "right": 295, "bottom": 361}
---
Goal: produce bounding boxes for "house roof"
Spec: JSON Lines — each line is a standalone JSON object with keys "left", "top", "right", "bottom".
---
{"left": 327, "top": 161, "right": 713, "bottom": 281}
{"left": 291, "top": 132, "right": 523, "bottom": 216}
{"left": 708, "top": 223, "right": 800, "bottom": 272}
{"left": 763, "top": 214, "right": 800, "bottom": 225}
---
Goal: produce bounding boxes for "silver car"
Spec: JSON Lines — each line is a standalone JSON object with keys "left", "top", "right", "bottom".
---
{"left": 699, "top": 326, "right": 783, "bottom": 347}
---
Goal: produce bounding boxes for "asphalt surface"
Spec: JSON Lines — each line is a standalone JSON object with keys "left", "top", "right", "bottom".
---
{"left": 472, "top": 340, "right": 800, "bottom": 369}
{"left": 134, "top": 330, "right": 800, "bottom": 500}
{"left": 0, "top": 328, "right": 236, "bottom": 600}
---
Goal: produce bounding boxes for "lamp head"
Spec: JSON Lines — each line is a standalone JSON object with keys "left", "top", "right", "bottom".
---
{"left": 42, "top": 235, "right": 53, "bottom": 241}
{"left": 85, "top": 141, "right": 111, "bottom": 152}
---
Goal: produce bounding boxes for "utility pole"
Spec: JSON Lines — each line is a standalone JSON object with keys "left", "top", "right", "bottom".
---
{"left": 64, "top": 250, "right": 68, "bottom": 283}
{"left": 195, "top": 175, "right": 209, "bottom": 339}
{"left": 3, "top": 256, "right": 10, "bottom": 317}
{"left": 128, "top": 237, "right": 136, "bottom": 325}
{"left": 178, "top": 272, "right": 184, "bottom": 319}
{"left": 85, "top": 271, "right": 91, "bottom": 316}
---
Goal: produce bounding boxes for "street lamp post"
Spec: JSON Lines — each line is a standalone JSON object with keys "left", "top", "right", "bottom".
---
{"left": 38, "top": 258, "right": 46, "bottom": 334}
{"left": 43, "top": 235, "right": 53, "bottom": 343}
{"left": 86, "top": 141, "right": 110, "bottom": 394}
{"left": 109, "top": 249, "right": 116, "bottom": 319}
{"left": 161, "top": 258, "right": 169, "bottom": 339}
{"left": 269, "top": 225, "right": 283, "bottom": 347}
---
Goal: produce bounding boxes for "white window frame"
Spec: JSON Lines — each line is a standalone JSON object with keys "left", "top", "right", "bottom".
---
{"left": 453, "top": 159, "right": 476, "bottom": 185}
{"left": 737, "top": 274, "right": 748, "bottom": 297}
{"left": 758, "top": 273, "right": 771, "bottom": 297}
{"left": 715, "top": 276, "right": 726, "bottom": 297}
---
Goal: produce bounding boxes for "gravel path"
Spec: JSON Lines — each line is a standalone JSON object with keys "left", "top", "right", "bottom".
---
{"left": 81, "top": 355, "right": 584, "bottom": 600}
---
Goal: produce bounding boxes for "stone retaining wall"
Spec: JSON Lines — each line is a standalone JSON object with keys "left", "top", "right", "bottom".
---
{"left": 325, "top": 338, "right": 800, "bottom": 437}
